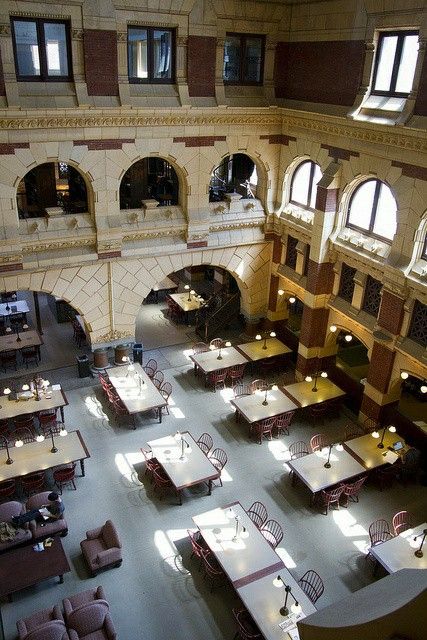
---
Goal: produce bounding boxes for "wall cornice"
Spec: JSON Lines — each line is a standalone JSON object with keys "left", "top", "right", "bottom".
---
{"left": 0, "top": 108, "right": 425, "bottom": 155}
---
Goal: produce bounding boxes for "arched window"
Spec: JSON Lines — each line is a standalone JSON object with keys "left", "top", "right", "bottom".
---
{"left": 17, "top": 162, "right": 88, "bottom": 219}
{"left": 209, "top": 154, "right": 256, "bottom": 202}
{"left": 422, "top": 233, "right": 427, "bottom": 259}
{"left": 120, "top": 157, "right": 179, "bottom": 209}
{"left": 289, "top": 160, "right": 322, "bottom": 210}
{"left": 347, "top": 179, "right": 397, "bottom": 241}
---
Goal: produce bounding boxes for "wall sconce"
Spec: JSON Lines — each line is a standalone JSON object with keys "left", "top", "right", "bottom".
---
{"left": 344, "top": 334, "right": 353, "bottom": 342}
{"left": 329, "top": 325, "right": 337, "bottom": 333}
{"left": 288, "top": 296, "right": 296, "bottom": 305}
{"left": 371, "top": 425, "right": 396, "bottom": 449}
{"left": 278, "top": 289, "right": 284, "bottom": 296}
{"left": 273, "top": 576, "right": 302, "bottom": 617}
{"left": 400, "top": 371, "right": 427, "bottom": 394}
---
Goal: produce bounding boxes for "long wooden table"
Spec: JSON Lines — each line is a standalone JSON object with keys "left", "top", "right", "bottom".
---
{"left": 0, "top": 300, "right": 30, "bottom": 318}
{"left": 146, "top": 431, "right": 220, "bottom": 504}
{"left": 169, "top": 292, "right": 202, "bottom": 313}
{"left": 107, "top": 363, "right": 167, "bottom": 426}
{"left": 370, "top": 523, "right": 427, "bottom": 573}
{"left": 0, "top": 387, "right": 68, "bottom": 422}
{"left": 287, "top": 448, "right": 366, "bottom": 504}
{"left": 230, "top": 388, "right": 298, "bottom": 424}
{"left": 189, "top": 346, "right": 248, "bottom": 375}
{"left": 282, "top": 378, "right": 346, "bottom": 408}
{"left": 236, "top": 338, "right": 292, "bottom": 362}
{"left": 0, "top": 429, "right": 90, "bottom": 481}
{"left": 343, "top": 431, "right": 406, "bottom": 470}
{"left": 0, "top": 329, "right": 43, "bottom": 354}
{"left": 193, "top": 501, "right": 316, "bottom": 639}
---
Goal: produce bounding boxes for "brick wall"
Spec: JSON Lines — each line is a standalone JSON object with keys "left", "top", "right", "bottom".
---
{"left": 315, "top": 186, "right": 338, "bottom": 213}
{"left": 378, "top": 290, "right": 405, "bottom": 335}
{"left": 274, "top": 40, "right": 365, "bottom": 105}
{"left": 306, "top": 260, "right": 334, "bottom": 295}
{"left": 187, "top": 36, "right": 216, "bottom": 97}
{"left": 84, "top": 30, "right": 119, "bottom": 96}
{"left": 367, "top": 342, "right": 395, "bottom": 394}
{"left": 272, "top": 235, "right": 282, "bottom": 263}
{"left": 299, "top": 306, "right": 329, "bottom": 348}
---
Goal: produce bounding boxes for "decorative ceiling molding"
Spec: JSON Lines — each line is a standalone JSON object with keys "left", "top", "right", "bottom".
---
{"left": 21, "top": 237, "right": 95, "bottom": 253}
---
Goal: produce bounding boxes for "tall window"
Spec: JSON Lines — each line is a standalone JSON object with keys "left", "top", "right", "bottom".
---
{"left": 347, "top": 179, "right": 397, "bottom": 242}
{"left": 11, "top": 17, "right": 71, "bottom": 81}
{"left": 362, "top": 276, "right": 382, "bottom": 317}
{"left": 223, "top": 34, "right": 264, "bottom": 85}
{"left": 128, "top": 27, "right": 174, "bottom": 83}
{"left": 372, "top": 31, "right": 418, "bottom": 97}
{"left": 338, "top": 263, "right": 356, "bottom": 303}
{"left": 408, "top": 300, "right": 427, "bottom": 348}
{"left": 290, "top": 161, "right": 322, "bottom": 210}
{"left": 285, "top": 236, "right": 298, "bottom": 270}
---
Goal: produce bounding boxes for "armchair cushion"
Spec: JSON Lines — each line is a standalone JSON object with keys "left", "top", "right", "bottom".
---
{"left": 101, "top": 520, "right": 121, "bottom": 549}
{"left": 80, "top": 520, "right": 122, "bottom": 575}
{"left": 26, "top": 492, "right": 68, "bottom": 539}
{"left": 17, "top": 606, "right": 64, "bottom": 639}
{"left": 0, "top": 501, "right": 32, "bottom": 551}
{"left": 63, "top": 587, "right": 106, "bottom": 622}
{"left": 67, "top": 601, "right": 117, "bottom": 639}
{"left": 18, "top": 619, "right": 69, "bottom": 640}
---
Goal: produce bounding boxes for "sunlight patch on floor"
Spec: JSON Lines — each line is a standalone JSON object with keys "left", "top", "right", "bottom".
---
{"left": 154, "top": 530, "right": 182, "bottom": 572}
{"left": 85, "top": 395, "right": 109, "bottom": 420}
{"left": 114, "top": 452, "right": 142, "bottom": 485}
{"left": 332, "top": 510, "right": 368, "bottom": 537}
{"left": 268, "top": 440, "right": 290, "bottom": 461}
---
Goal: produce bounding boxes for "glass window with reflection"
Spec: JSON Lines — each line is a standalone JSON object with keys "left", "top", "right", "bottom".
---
{"left": 372, "top": 30, "right": 418, "bottom": 97}
{"left": 128, "top": 26, "right": 174, "bottom": 83}
{"left": 11, "top": 17, "right": 71, "bottom": 81}
{"left": 223, "top": 33, "right": 264, "bottom": 84}
{"left": 290, "top": 161, "right": 322, "bottom": 210}
{"left": 347, "top": 179, "right": 397, "bottom": 242}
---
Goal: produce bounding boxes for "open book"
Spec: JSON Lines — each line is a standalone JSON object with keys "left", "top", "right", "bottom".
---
{"left": 38, "top": 507, "right": 51, "bottom": 520}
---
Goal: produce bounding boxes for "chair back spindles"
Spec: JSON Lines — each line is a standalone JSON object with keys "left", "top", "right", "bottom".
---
{"left": 298, "top": 570, "right": 324, "bottom": 604}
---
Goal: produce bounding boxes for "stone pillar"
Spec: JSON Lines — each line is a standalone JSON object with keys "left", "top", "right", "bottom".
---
{"left": 359, "top": 285, "right": 406, "bottom": 425}
{"left": 267, "top": 235, "right": 287, "bottom": 325}
{"left": 295, "top": 163, "right": 340, "bottom": 379}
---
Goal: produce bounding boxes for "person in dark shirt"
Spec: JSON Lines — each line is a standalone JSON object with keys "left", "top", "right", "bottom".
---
{"left": 12, "top": 492, "right": 64, "bottom": 526}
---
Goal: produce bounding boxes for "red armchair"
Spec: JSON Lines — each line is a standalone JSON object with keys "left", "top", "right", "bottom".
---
{"left": 80, "top": 520, "right": 122, "bottom": 576}
{"left": 17, "top": 607, "right": 68, "bottom": 640}
{"left": 0, "top": 500, "right": 32, "bottom": 551}
{"left": 66, "top": 601, "right": 117, "bottom": 640}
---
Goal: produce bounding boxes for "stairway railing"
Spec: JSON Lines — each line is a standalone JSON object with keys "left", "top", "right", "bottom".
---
{"left": 196, "top": 291, "right": 240, "bottom": 341}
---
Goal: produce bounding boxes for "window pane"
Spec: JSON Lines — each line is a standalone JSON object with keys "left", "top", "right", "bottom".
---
{"left": 223, "top": 36, "right": 240, "bottom": 82}
{"left": 348, "top": 181, "right": 376, "bottom": 231}
{"left": 373, "top": 183, "right": 397, "bottom": 240}
{"left": 309, "top": 164, "right": 322, "bottom": 209}
{"left": 374, "top": 35, "right": 397, "bottom": 92}
{"left": 291, "top": 162, "right": 311, "bottom": 207}
{"left": 395, "top": 34, "right": 418, "bottom": 93}
{"left": 14, "top": 20, "right": 40, "bottom": 76}
{"left": 128, "top": 28, "right": 148, "bottom": 79}
{"left": 44, "top": 23, "right": 68, "bottom": 77}
{"left": 153, "top": 30, "right": 172, "bottom": 80}
{"left": 244, "top": 37, "right": 262, "bottom": 82}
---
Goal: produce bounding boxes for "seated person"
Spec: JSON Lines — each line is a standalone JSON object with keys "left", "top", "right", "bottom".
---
{"left": 12, "top": 492, "right": 64, "bottom": 527}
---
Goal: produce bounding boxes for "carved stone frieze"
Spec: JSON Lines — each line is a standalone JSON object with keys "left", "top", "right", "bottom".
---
{"left": 0, "top": 25, "right": 11, "bottom": 36}
{"left": 210, "top": 221, "right": 264, "bottom": 232}
{"left": 12, "top": 12, "right": 71, "bottom": 19}
{"left": 94, "top": 329, "right": 132, "bottom": 343}
{"left": 123, "top": 228, "right": 185, "bottom": 241}
{"left": 72, "top": 29, "right": 84, "bottom": 40}
{"left": 0, "top": 254, "right": 23, "bottom": 263}
{"left": 21, "top": 238, "right": 94, "bottom": 253}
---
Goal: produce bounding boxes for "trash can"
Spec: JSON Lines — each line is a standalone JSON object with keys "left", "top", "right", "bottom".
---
{"left": 133, "top": 343, "right": 143, "bottom": 365}
{"left": 76, "top": 354, "right": 91, "bottom": 378}
{"left": 93, "top": 347, "right": 109, "bottom": 370}
{"left": 115, "top": 344, "right": 129, "bottom": 365}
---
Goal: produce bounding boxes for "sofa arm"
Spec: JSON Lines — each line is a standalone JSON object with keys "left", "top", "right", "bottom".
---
{"left": 53, "top": 604, "right": 64, "bottom": 621}
{"left": 96, "top": 548, "right": 122, "bottom": 567}
{"left": 105, "top": 613, "right": 117, "bottom": 640}
{"left": 63, "top": 598, "right": 73, "bottom": 620}
{"left": 67, "top": 628, "right": 79, "bottom": 640}
{"left": 85, "top": 525, "right": 104, "bottom": 540}
{"left": 96, "top": 585, "right": 107, "bottom": 600}
{"left": 16, "top": 619, "right": 27, "bottom": 638}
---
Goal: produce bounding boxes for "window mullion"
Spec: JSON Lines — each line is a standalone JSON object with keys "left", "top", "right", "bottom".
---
{"left": 306, "top": 162, "right": 314, "bottom": 208}
{"left": 370, "top": 181, "right": 381, "bottom": 233}
{"left": 389, "top": 35, "right": 404, "bottom": 94}
{"left": 147, "top": 28, "right": 153, "bottom": 81}
{"left": 240, "top": 36, "right": 245, "bottom": 83}
{"left": 37, "top": 20, "right": 48, "bottom": 80}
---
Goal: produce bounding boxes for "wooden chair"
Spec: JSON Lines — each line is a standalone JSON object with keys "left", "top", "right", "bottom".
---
{"left": 252, "top": 416, "right": 276, "bottom": 445}
{"left": 310, "top": 433, "right": 328, "bottom": 452}
{"left": 209, "top": 338, "right": 223, "bottom": 350}
{"left": 392, "top": 511, "right": 413, "bottom": 536}
{"left": 275, "top": 411, "right": 295, "bottom": 437}
{"left": 143, "top": 359, "right": 157, "bottom": 378}
{"left": 196, "top": 432, "right": 213, "bottom": 455}
{"left": 368, "top": 519, "right": 393, "bottom": 565}
{"left": 298, "top": 570, "right": 324, "bottom": 604}
{"left": 246, "top": 501, "right": 268, "bottom": 529}
{"left": 21, "top": 471, "right": 46, "bottom": 496}
{"left": 1, "top": 350, "right": 17, "bottom": 372}
{"left": 208, "top": 448, "right": 227, "bottom": 486}
{"left": 341, "top": 475, "right": 367, "bottom": 507}
{"left": 152, "top": 370, "right": 164, "bottom": 389}
{"left": 159, "top": 381, "right": 172, "bottom": 416}
{"left": 260, "top": 519, "right": 283, "bottom": 548}
{"left": 289, "top": 441, "right": 309, "bottom": 460}
{"left": 233, "top": 383, "right": 252, "bottom": 398}
{"left": 201, "top": 549, "right": 226, "bottom": 592}
{"left": 141, "top": 448, "right": 160, "bottom": 482}
{"left": 12, "top": 426, "right": 35, "bottom": 444}
{"left": 232, "top": 607, "right": 262, "bottom": 640}
{"left": 21, "top": 347, "right": 39, "bottom": 368}
{"left": 0, "top": 479, "right": 16, "bottom": 502}
{"left": 151, "top": 466, "right": 174, "bottom": 499}
{"left": 227, "top": 364, "right": 246, "bottom": 386}
{"left": 318, "top": 485, "right": 345, "bottom": 515}
{"left": 192, "top": 342, "right": 208, "bottom": 375}
{"left": 250, "top": 379, "right": 267, "bottom": 393}
{"left": 208, "top": 369, "right": 228, "bottom": 391}
{"left": 309, "top": 402, "right": 330, "bottom": 422}
{"left": 53, "top": 463, "right": 77, "bottom": 494}
{"left": 14, "top": 414, "right": 36, "bottom": 433}
{"left": 187, "top": 529, "right": 208, "bottom": 570}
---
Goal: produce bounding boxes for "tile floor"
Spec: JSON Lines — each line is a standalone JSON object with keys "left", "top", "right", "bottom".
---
{"left": 0, "top": 295, "right": 426, "bottom": 640}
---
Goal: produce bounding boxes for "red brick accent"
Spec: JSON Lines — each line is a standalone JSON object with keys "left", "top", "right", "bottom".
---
{"left": 0, "top": 44, "right": 5, "bottom": 96}
{"left": 315, "top": 186, "right": 338, "bottom": 213}
{"left": 367, "top": 342, "right": 395, "bottom": 394}
{"left": 268, "top": 275, "right": 279, "bottom": 312}
{"left": 264, "top": 232, "right": 275, "bottom": 241}
{"left": 378, "top": 290, "right": 405, "bottom": 335}
{"left": 187, "top": 241, "right": 208, "bottom": 249}
{"left": 0, "top": 143, "right": 30, "bottom": 155}
{"left": 187, "top": 36, "right": 216, "bottom": 97}
{"left": 98, "top": 251, "right": 121, "bottom": 259}
{"left": 299, "top": 306, "right": 329, "bottom": 348}
{"left": 306, "top": 260, "right": 334, "bottom": 296}
{"left": 295, "top": 353, "right": 331, "bottom": 377}
{"left": 259, "top": 135, "right": 296, "bottom": 145}
{"left": 391, "top": 161, "right": 427, "bottom": 181}
{"left": 0, "top": 263, "right": 23, "bottom": 272}
{"left": 414, "top": 51, "right": 427, "bottom": 116}
{"left": 73, "top": 139, "right": 134, "bottom": 150}
{"left": 84, "top": 30, "right": 119, "bottom": 96}
{"left": 173, "top": 136, "right": 226, "bottom": 147}
{"left": 320, "top": 144, "right": 359, "bottom": 161}
{"left": 272, "top": 235, "right": 283, "bottom": 263}
{"left": 360, "top": 394, "right": 382, "bottom": 424}
{"left": 274, "top": 40, "right": 365, "bottom": 106}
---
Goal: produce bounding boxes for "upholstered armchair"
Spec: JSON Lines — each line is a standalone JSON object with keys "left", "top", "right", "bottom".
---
{"left": 63, "top": 586, "right": 107, "bottom": 622}
{"left": 0, "top": 500, "right": 32, "bottom": 551}
{"left": 66, "top": 601, "right": 117, "bottom": 640}
{"left": 26, "top": 491, "right": 68, "bottom": 539}
{"left": 80, "top": 520, "right": 122, "bottom": 576}
{"left": 17, "top": 607, "right": 69, "bottom": 640}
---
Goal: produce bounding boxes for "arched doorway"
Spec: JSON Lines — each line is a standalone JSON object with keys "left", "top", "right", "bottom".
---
{"left": 119, "top": 157, "right": 179, "bottom": 209}
{"left": 17, "top": 162, "right": 88, "bottom": 218}
{"left": 209, "top": 153, "right": 257, "bottom": 202}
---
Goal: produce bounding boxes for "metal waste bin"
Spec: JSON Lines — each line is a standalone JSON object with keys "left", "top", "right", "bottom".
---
{"left": 133, "top": 343, "right": 143, "bottom": 365}
{"left": 76, "top": 354, "right": 91, "bottom": 378}
{"left": 93, "top": 347, "right": 109, "bottom": 369}
{"left": 115, "top": 344, "right": 129, "bottom": 365}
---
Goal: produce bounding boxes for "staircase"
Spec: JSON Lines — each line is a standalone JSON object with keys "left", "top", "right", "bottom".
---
{"left": 195, "top": 291, "right": 240, "bottom": 341}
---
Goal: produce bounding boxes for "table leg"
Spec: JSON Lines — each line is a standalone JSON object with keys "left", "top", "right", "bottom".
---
{"left": 132, "top": 415, "right": 136, "bottom": 430}
{"left": 159, "top": 409, "right": 162, "bottom": 424}
{"left": 79, "top": 459, "right": 85, "bottom": 477}
{"left": 60, "top": 406, "right": 64, "bottom": 422}
{"left": 310, "top": 491, "right": 316, "bottom": 507}
{"left": 177, "top": 490, "right": 182, "bottom": 506}
{"left": 208, "top": 480, "right": 212, "bottom": 495}
{"left": 59, "top": 575, "right": 64, "bottom": 584}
